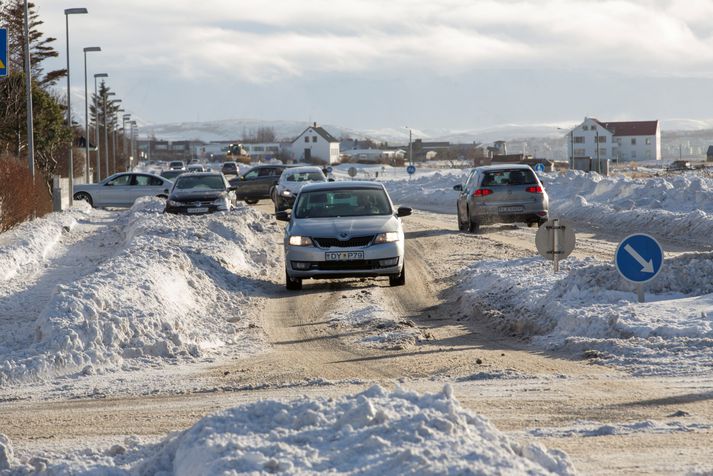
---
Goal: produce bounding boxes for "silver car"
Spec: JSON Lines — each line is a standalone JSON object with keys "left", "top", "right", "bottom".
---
{"left": 276, "top": 181, "right": 411, "bottom": 290}
{"left": 73, "top": 172, "right": 173, "bottom": 208}
{"left": 454, "top": 164, "right": 548, "bottom": 232}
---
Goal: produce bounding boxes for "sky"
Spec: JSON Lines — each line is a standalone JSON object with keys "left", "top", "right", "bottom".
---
{"left": 37, "top": 0, "right": 713, "bottom": 131}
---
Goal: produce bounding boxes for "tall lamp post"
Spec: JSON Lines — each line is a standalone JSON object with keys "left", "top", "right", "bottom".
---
{"left": 122, "top": 113, "right": 131, "bottom": 166}
{"left": 93, "top": 73, "right": 108, "bottom": 180}
{"left": 130, "top": 120, "right": 137, "bottom": 162}
{"left": 404, "top": 126, "right": 413, "bottom": 165}
{"left": 64, "top": 7, "right": 88, "bottom": 206}
{"left": 82, "top": 46, "right": 100, "bottom": 183}
{"left": 109, "top": 99, "right": 122, "bottom": 173}
{"left": 23, "top": 0, "right": 35, "bottom": 179}
{"left": 103, "top": 91, "right": 115, "bottom": 176}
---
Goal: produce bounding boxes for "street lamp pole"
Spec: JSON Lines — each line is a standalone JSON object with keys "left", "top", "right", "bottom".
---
{"left": 83, "top": 47, "right": 100, "bottom": 183}
{"left": 104, "top": 91, "right": 115, "bottom": 176}
{"left": 23, "top": 0, "right": 35, "bottom": 179}
{"left": 64, "top": 7, "right": 88, "bottom": 206}
{"left": 122, "top": 113, "right": 131, "bottom": 169}
{"left": 110, "top": 99, "right": 122, "bottom": 173}
{"left": 404, "top": 126, "right": 413, "bottom": 165}
{"left": 131, "top": 121, "right": 137, "bottom": 162}
{"left": 93, "top": 73, "right": 108, "bottom": 180}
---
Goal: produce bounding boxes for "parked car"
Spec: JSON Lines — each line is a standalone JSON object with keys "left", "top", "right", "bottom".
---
{"left": 273, "top": 166, "right": 327, "bottom": 212}
{"left": 160, "top": 170, "right": 185, "bottom": 181}
{"left": 73, "top": 172, "right": 173, "bottom": 208}
{"left": 229, "top": 164, "right": 293, "bottom": 204}
{"left": 164, "top": 172, "right": 236, "bottom": 215}
{"left": 276, "top": 181, "right": 411, "bottom": 290}
{"left": 453, "top": 164, "right": 548, "bottom": 232}
{"left": 187, "top": 164, "right": 206, "bottom": 172}
{"left": 168, "top": 160, "right": 186, "bottom": 171}
{"left": 221, "top": 161, "right": 239, "bottom": 176}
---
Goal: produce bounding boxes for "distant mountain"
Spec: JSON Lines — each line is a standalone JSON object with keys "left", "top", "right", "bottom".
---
{"left": 141, "top": 118, "right": 713, "bottom": 145}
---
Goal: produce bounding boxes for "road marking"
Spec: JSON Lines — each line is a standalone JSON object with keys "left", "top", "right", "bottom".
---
{"left": 624, "top": 244, "right": 654, "bottom": 273}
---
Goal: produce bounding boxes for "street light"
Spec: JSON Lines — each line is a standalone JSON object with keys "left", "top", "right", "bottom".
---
{"left": 93, "top": 73, "right": 108, "bottom": 180}
{"left": 130, "top": 120, "right": 137, "bottom": 162}
{"left": 83, "top": 46, "right": 100, "bottom": 183}
{"left": 404, "top": 126, "right": 413, "bottom": 165}
{"left": 23, "top": 0, "right": 35, "bottom": 179}
{"left": 122, "top": 113, "right": 131, "bottom": 169}
{"left": 64, "top": 7, "right": 88, "bottom": 206}
{"left": 104, "top": 91, "right": 116, "bottom": 176}
{"left": 110, "top": 99, "right": 122, "bottom": 173}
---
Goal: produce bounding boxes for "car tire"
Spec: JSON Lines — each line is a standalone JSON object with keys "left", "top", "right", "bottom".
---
{"left": 274, "top": 199, "right": 284, "bottom": 214}
{"left": 285, "top": 271, "right": 302, "bottom": 291}
{"left": 73, "top": 192, "right": 93, "bottom": 207}
{"left": 527, "top": 221, "right": 535, "bottom": 228}
{"left": 457, "top": 207, "right": 467, "bottom": 231}
{"left": 245, "top": 199, "right": 259, "bottom": 205}
{"left": 389, "top": 264, "right": 406, "bottom": 287}
{"left": 467, "top": 209, "right": 480, "bottom": 233}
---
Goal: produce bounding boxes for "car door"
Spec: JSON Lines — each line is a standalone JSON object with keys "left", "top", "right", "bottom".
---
{"left": 252, "top": 167, "right": 277, "bottom": 197}
{"left": 235, "top": 168, "right": 260, "bottom": 198}
{"left": 132, "top": 174, "right": 170, "bottom": 203}
{"left": 100, "top": 174, "right": 133, "bottom": 206}
{"left": 457, "top": 169, "right": 477, "bottom": 217}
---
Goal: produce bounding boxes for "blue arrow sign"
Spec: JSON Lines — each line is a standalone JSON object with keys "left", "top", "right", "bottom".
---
{"left": 615, "top": 233, "right": 663, "bottom": 283}
{"left": 406, "top": 164, "right": 416, "bottom": 175}
{"left": 534, "top": 163, "right": 545, "bottom": 173}
{"left": 0, "top": 28, "right": 7, "bottom": 77}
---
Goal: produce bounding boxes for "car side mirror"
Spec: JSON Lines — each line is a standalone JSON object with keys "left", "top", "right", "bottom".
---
{"left": 328, "top": 178, "right": 335, "bottom": 182}
{"left": 397, "top": 207, "right": 412, "bottom": 217}
{"left": 453, "top": 184, "right": 463, "bottom": 191}
{"left": 275, "top": 211, "right": 290, "bottom": 222}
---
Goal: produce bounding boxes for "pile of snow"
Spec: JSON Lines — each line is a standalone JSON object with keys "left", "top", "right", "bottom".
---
{"left": 456, "top": 253, "right": 713, "bottom": 376}
{"left": 0, "top": 204, "right": 91, "bottom": 281}
{"left": 0, "top": 198, "right": 281, "bottom": 385}
{"left": 4, "top": 386, "right": 575, "bottom": 475}
{"left": 384, "top": 171, "right": 464, "bottom": 212}
{"left": 329, "top": 290, "right": 426, "bottom": 349}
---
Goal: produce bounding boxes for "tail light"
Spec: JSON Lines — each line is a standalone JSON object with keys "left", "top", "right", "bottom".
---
{"left": 473, "top": 188, "right": 493, "bottom": 197}
{"left": 526, "top": 186, "right": 543, "bottom": 193}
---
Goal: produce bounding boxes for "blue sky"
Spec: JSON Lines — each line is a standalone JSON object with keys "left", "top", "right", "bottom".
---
{"left": 38, "top": 0, "right": 713, "bottom": 130}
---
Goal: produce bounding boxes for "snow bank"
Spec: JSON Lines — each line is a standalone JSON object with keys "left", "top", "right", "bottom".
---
{"left": 6, "top": 386, "right": 575, "bottom": 475}
{"left": 456, "top": 253, "right": 713, "bottom": 376}
{"left": 0, "top": 198, "right": 281, "bottom": 385}
{"left": 0, "top": 204, "right": 91, "bottom": 281}
{"left": 384, "top": 171, "right": 463, "bottom": 212}
{"left": 528, "top": 419, "right": 712, "bottom": 438}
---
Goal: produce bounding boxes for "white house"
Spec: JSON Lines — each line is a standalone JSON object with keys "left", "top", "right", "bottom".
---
{"left": 567, "top": 118, "right": 660, "bottom": 162}
{"left": 290, "top": 123, "right": 340, "bottom": 164}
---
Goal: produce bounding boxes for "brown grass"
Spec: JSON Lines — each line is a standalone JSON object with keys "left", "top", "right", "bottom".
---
{"left": 0, "top": 156, "right": 53, "bottom": 233}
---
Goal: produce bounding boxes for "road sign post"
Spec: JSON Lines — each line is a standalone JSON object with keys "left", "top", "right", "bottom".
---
{"left": 615, "top": 234, "right": 663, "bottom": 303}
{"left": 536, "top": 218, "right": 576, "bottom": 272}
{"left": 406, "top": 164, "right": 416, "bottom": 181}
{"left": 0, "top": 28, "right": 8, "bottom": 77}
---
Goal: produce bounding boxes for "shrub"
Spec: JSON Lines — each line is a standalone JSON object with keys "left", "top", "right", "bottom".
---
{"left": 0, "top": 156, "right": 52, "bottom": 232}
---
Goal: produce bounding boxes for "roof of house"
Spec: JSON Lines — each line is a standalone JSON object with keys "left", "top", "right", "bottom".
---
{"left": 592, "top": 119, "right": 659, "bottom": 136}
{"left": 293, "top": 124, "right": 339, "bottom": 144}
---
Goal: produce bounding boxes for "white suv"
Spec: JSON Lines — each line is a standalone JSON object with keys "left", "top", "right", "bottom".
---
{"left": 273, "top": 166, "right": 326, "bottom": 212}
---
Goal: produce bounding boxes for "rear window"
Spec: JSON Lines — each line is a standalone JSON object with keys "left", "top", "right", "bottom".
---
{"left": 286, "top": 171, "right": 325, "bottom": 182}
{"left": 481, "top": 169, "right": 537, "bottom": 186}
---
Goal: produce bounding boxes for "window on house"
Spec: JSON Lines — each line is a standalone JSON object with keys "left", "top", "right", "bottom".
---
{"left": 304, "top": 137, "right": 309, "bottom": 143}
{"left": 582, "top": 125, "right": 588, "bottom": 131}
{"left": 631, "top": 138, "right": 637, "bottom": 145}
{"left": 574, "top": 136, "right": 585, "bottom": 143}
{"left": 574, "top": 148, "right": 586, "bottom": 156}
{"left": 312, "top": 136, "right": 317, "bottom": 142}
{"left": 597, "top": 136, "right": 607, "bottom": 143}
{"left": 645, "top": 138, "right": 651, "bottom": 145}
{"left": 599, "top": 148, "right": 607, "bottom": 157}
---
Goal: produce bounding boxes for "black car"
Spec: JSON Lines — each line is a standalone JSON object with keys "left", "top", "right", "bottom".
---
{"left": 229, "top": 164, "right": 293, "bottom": 204}
{"left": 160, "top": 170, "right": 186, "bottom": 181}
{"left": 165, "top": 172, "right": 237, "bottom": 214}
{"left": 221, "top": 161, "right": 239, "bottom": 175}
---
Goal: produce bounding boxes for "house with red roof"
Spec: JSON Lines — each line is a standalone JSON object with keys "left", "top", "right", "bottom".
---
{"left": 567, "top": 117, "right": 660, "bottom": 162}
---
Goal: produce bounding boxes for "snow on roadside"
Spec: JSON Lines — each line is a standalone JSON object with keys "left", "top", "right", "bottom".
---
{"left": 329, "top": 289, "right": 427, "bottom": 349}
{"left": 527, "top": 418, "right": 713, "bottom": 438}
{"left": 2, "top": 386, "right": 575, "bottom": 475}
{"left": 0, "top": 203, "right": 92, "bottom": 281}
{"left": 0, "top": 198, "right": 281, "bottom": 385}
{"left": 455, "top": 253, "right": 713, "bottom": 376}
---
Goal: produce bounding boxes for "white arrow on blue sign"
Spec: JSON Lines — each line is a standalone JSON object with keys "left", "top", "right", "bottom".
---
{"left": 406, "top": 165, "right": 416, "bottom": 175}
{"left": 615, "top": 233, "right": 663, "bottom": 284}
{"left": 534, "top": 163, "right": 545, "bottom": 173}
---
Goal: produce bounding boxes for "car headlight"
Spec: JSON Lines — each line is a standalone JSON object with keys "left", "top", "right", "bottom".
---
{"left": 281, "top": 189, "right": 292, "bottom": 197}
{"left": 288, "top": 235, "right": 313, "bottom": 246}
{"left": 167, "top": 199, "right": 181, "bottom": 207}
{"left": 374, "top": 232, "right": 400, "bottom": 244}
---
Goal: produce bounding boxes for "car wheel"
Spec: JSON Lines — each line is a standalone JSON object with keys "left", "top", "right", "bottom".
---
{"left": 245, "top": 199, "right": 259, "bottom": 205}
{"left": 285, "top": 271, "right": 302, "bottom": 291}
{"left": 73, "top": 192, "right": 93, "bottom": 207}
{"left": 389, "top": 264, "right": 406, "bottom": 287}
{"left": 467, "top": 209, "right": 480, "bottom": 233}
{"left": 274, "top": 199, "right": 284, "bottom": 214}
{"left": 457, "top": 206, "right": 467, "bottom": 231}
{"left": 527, "top": 221, "right": 535, "bottom": 228}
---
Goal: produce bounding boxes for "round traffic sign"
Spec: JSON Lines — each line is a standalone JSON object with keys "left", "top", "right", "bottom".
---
{"left": 534, "top": 163, "right": 545, "bottom": 173}
{"left": 615, "top": 234, "right": 663, "bottom": 284}
{"left": 347, "top": 167, "right": 357, "bottom": 178}
{"left": 326, "top": 166, "right": 333, "bottom": 174}
{"left": 535, "top": 218, "right": 576, "bottom": 261}
{"left": 406, "top": 164, "right": 416, "bottom": 175}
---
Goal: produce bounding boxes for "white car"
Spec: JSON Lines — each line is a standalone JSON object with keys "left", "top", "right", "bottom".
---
{"left": 187, "top": 164, "right": 206, "bottom": 172}
{"left": 168, "top": 161, "right": 186, "bottom": 171}
{"left": 73, "top": 172, "right": 173, "bottom": 208}
{"left": 273, "top": 166, "right": 327, "bottom": 212}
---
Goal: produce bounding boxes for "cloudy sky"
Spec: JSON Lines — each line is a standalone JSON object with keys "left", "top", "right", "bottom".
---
{"left": 38, "top": 0, "right": 713, "bottom": 130}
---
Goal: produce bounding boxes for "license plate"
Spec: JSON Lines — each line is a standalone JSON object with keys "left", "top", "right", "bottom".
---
{"left": 498, "top": 206, "right": 524, "bottom": 213}
{"left": 188, "top": 207, "right": 208, "bottom": 213}
{"left": 325, "top": 251, "right": 364, "bottom": 261}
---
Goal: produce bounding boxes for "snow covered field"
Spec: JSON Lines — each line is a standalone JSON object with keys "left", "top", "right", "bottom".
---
{"left": 1, "top": 386, "right": 574, "bottom": 475}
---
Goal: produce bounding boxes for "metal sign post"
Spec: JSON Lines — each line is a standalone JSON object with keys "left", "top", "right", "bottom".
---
{"left": 536, "top": 218, "right": 576, "bottom": 272}
{"left": 615, "top": 234, "right": 664, "bottom": 303}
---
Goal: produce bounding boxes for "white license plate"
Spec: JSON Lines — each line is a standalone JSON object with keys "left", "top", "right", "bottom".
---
{"left": 188, "top": 207, "right": 209, "bottom": 213}
{"left": 498, "top": 206, "right": 524, "bottom": 213}
{"left": 325, "top": 251, "right": 364, "bottom": 261}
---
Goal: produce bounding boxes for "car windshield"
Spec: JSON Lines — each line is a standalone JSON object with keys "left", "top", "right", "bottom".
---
{"left": 161, "top": 171, "right": 183, "bottom": 179}
{"left": 286, "top": 172, "right": 325, "bottom": 182}
{"left": 294, "top": 188, "right": 392, "bottom": 218}
{"left": 481, "top": 169, "right": 537, "bottom": 186}
{"left": 174, "top": 175, "right": 225, "bottom": 190}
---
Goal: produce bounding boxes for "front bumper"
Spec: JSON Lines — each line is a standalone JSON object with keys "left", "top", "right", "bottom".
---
{"left": 164, "top": 204, "right": 228, "bottom": 214}
{"left": 285, "top": 241, "right": 403, "bottom": 279}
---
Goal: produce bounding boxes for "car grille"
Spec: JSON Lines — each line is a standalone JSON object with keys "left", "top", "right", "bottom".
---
{"left": 313, "top": 236, "right": 374, "bottom": 248}
{"left": 313, "top": 260, "right": 382, "bottom": 271}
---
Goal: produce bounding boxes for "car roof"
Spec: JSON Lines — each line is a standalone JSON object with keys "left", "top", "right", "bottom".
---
{"left": 473, "top": 164, "right": 534, "bottom": 172}
{"left": 282, "top": 166, "right": 324, "bottom": 174}
{"left": 300, "top": 181, "right": 385, "bottom": 193}
{"left": 175, "top": 172, "right": 223, "bottom": 177}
